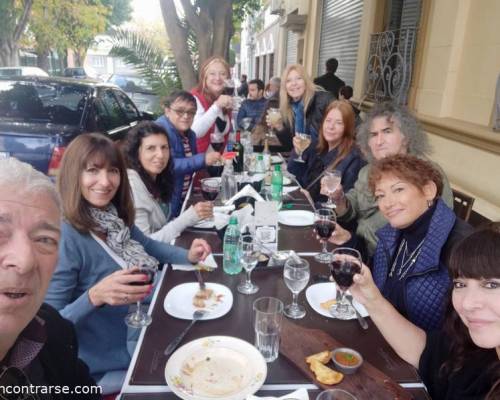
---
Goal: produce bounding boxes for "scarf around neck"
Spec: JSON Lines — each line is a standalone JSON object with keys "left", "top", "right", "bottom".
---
{"left": 89, "top": 205, "right": 158, "bottom": 269}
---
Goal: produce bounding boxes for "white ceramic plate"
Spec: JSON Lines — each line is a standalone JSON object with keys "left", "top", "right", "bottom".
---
{"left": 164, "top": 283, "right": 233, "bottom": 320}
{"left": 277, "top": 210, "right": 315, "bottom": 226}
{"left": 165, "top": 336, "right": 267, "bottom": 400}
{"left": 305, "top": 282, "right": 369, "bottom": 320}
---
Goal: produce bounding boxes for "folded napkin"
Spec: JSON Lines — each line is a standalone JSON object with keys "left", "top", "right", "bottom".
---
{"left": 283, "top": 186, "right": 299, "bottom": 194}
{"left": 246, "top": 388, "right": 309, "bottom": 400}
{"left": 214, "top": 204, "right": 254, "bottom": 231}
{"left": 214, "top": 204, "right": 236, "bottom": 214}
{"left": 225, "top": 184, "right": 264, "bottom": 206}
{"left": 171, "top": 253, "right": 217, "bottom": 271}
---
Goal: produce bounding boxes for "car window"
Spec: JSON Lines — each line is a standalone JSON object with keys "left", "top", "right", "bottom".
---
{"left": 113, "top": 89, "right": 141, "bottom": 122}
{"left": 95, "top": 89, "right": 127, "bottom": 130}
{"left": 0, "top": 80, "right": 90, "bottom": 125}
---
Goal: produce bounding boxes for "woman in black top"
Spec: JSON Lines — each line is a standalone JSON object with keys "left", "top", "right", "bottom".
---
{"left": 350, "top": 223, "right": 500, "bottom": 399}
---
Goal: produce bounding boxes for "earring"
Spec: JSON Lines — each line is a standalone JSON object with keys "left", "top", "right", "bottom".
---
{"left": 427, "top": 200, "right": 433, "bottom": 208}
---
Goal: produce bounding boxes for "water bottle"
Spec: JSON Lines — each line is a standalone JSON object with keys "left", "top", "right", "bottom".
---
{"left": 221, "top": 159, "right": 237, "bottom": 203}
{"left": 223, "top": 216, "right": 242, "bottom": 275}
{"left": 255, "top": 154, "right": 266, "bottom": 174}
{"left": 271, "top": 164, "right": 283, "bottom": 209}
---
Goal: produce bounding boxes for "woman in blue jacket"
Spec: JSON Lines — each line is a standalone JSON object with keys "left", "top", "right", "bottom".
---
{"left": 155, "top": 90, "right": 221, "bottom": 217}
{"left": 45, "top": 133, "right": 210, "bottom": 394}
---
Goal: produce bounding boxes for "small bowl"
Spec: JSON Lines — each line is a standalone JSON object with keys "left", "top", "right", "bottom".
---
{"left": 256, "top": 252, "right": 270, "bottom": 268}
{"left": 331, "top": 347, "right": 363, "bottom": 375}
{"left": 270, "top": 251, "right": 292, "bottom": 267}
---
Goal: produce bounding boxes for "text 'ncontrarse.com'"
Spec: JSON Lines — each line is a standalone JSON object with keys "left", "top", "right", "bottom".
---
{"left": 0, "top": 384, "right": 102, "bottom": 396}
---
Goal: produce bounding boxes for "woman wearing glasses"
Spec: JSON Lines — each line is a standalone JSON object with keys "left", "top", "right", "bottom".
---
{"left": 156, "top": 91, "right": 221, "bottom": 217}
{"left": 190, "top": 56, "right": 234, "bottom": 153}
{"left": 124, "top": 121, "right": 214, "bottom": 241}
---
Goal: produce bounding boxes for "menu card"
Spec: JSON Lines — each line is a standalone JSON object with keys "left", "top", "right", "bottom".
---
{"left": 254, "top": 201, "right": 279, "bottom": 254}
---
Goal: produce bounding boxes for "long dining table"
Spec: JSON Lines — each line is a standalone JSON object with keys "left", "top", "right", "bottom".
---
{"left": 118, "top": 174, "right": 431, "bottom": 400}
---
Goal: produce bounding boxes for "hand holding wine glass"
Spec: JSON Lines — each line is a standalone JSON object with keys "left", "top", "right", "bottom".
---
{"left": 200, "top": 178, "right": 220, "bottom": 222}
{"left": 283, "top": 257, "right": 310, "bottom": 319}
{"left": 125, "top": 263, "right": 158, "bottom": 328}
{"left": 329, "top": 248, "right": 362, "bottom": 320}
{"left": 313, "top": 208, "right": 336, "bottom": 263}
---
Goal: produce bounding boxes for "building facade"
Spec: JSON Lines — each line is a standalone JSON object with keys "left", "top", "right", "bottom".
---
{"left": 241, "top": 0, "right": 500, "bottom": 221}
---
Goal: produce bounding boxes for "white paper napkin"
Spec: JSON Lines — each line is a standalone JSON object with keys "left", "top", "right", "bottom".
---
{"left": 214, "top": 204, "right": 254, "bottom": 231}
{"left": 225, "top": 184, "right": 264, "bottom": 206}
{"left": 283, "top": 186, "right": 299, "bottom": 194}
{"left": 171, "top": 253, "right": 217, "bottom": 271}
{"left": 246, "top": 388, "right": 309, "bottom": 400}
{"left": 213, "top": 204, "right": 236, "bottom": 214}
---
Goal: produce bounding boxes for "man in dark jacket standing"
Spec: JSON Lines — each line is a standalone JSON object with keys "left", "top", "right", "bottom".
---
{"left": 314, "top": 58, "right": 345, "bottom": 98}
{"left": 156, "top": 91, "right": 221, "bottom": 217}
{"left": 0, "top": 157, "right": 101, "bottom": 399}
{"left": 237, "top": 74, "right": 249, "bottom": 97}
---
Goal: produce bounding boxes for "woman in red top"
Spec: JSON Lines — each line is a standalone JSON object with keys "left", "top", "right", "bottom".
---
{"left": 191, "top": 56, "right": 233, "bottom": 153}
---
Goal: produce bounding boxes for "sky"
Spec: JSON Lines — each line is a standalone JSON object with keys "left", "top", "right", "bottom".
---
{"left": 131, "top": 0, "right": 182, "bottom": 24}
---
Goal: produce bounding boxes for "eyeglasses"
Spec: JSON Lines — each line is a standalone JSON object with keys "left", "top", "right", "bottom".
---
{"left": 169, "top": 107, "right": 196, "bottom": 118}
{"left": 0, "top": 366, "right": 39, "bottom": 400}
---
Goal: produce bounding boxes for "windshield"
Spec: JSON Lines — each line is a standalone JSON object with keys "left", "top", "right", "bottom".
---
{"left": 0, "top": 80, "right": 91, "bottom": 125}
{"left": 108, "top": 75, "right": 153, "bottom": 93}
{"left": 0, "top": 69, "right": 21, "bottom": 77}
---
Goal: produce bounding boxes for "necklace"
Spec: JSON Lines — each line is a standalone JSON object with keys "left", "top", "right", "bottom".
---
{"left": 389, "top": 238, "right": 425, "bottom": 280}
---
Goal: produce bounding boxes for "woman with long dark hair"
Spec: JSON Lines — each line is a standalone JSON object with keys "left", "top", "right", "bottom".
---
{"left": 350, "top": 222, "right": 500, "bottom": 399}
{"left": 124, "top": 121, "right": 213, "bottom": 242}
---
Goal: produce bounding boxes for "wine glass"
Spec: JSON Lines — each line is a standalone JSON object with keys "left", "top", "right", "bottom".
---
{"left": 322, "top": 170, "right": 342, "bottom": 208}
{"left": 210, "top": 132, "right": 225, "bottom": 154}
{"left": 294, "top": 132, "right": 311, "bottom": 163}
{"left": 241, "top": 117, "right": 253, "bottom": 131}
{"left": 266, "top": 108, "right": 281, "bottom": 138}
{"left": 124, "top": 263, "right": 158, "bottom": 328}
{"left": 264, "top": 187, "right": 282, "bottom": 211}
{"left": 316, "top": 389, "right": 357, "bottom": 400}
{"left": 314, "top": 208, "right": 336, "bottom": 263}
{"left": 237, "top": 234, "right": 260, "bottom": 294}
{"left": 200, "top": 178, "right": 220, "bottom": 222}
{"left": 223, "top": 78, "right": 235, "bottom": 96}
{"left": 283, "top": 257, "right": 310, "bottom": 319}
{"left": 329, "top": 248, "right": 362, "bottom": 320}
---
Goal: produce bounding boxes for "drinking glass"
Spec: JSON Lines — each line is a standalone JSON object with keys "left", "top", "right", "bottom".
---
{"left": 329, "top": 247, "right": 362, "bottom": 320}
{"left": 210, "top": 132, "right": 225, "bottom": 157}
{"left": 264, "top": 187, "right": 282, "bottom": 211}
{"left": 266, "top": 108, "right": 281, "bottom": 138}
{"left": 316, "top": 389, "right": 357, "bottom": 400}
{"left": 314, "top": 208, "right": 337, "bottom": 263}
{"left": 322, "top": 170, "right": 342, "bottom": 208}
{"left": 124, "top": 263, "right": 158, "bottom": 328}
{"left": 200, "top": 178, "right": 220, "bottom": 222}
{"left": 253, "top": 297, "right": 284, "bottom": 362}
{"left": 237, "top": 233, "right": 260, "bottom": 294}
{"left": 294, "top": 132, "right": 311, "bottom": 163}
{"left": 241, "top": 117, "right": 253, "bottom": 131}
{"left": 223, "top": 78, "right": 235, "bottom": 96}
{"left": 283, "top": 257, "right": 310, "bottom": 319}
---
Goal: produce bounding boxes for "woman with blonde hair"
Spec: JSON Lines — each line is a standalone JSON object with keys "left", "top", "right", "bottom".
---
{"left": 267, "top": 64, "right": 333, "bottom": 150}
{"left": 287, "top": 100, "right": 365, "bottom": 199}
{"left": 191, "top": 56, "right": 233, "bottom": 153}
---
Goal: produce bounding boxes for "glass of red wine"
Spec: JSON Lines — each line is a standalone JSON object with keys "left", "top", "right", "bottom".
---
{"left": 313, "top": 208, "right": 336, "bottom": 263}
{"left": 329, "top": 247, "right": 362, "bottom": 320}
{"left": 201, "top": 178, "right": 220, "bottom": 222}
{"left": 125, "top": 263, "right": 158, "bottom": 328}
{"left": 210, "top": 132, "right": 225, "bottom": 166}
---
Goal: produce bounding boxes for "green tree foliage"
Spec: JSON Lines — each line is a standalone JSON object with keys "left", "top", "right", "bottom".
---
{"left": 101, "top": 0, "right": 133, "bottom": 28}
{"left": 109, "top": 29, "right": 181, "bottom": 98}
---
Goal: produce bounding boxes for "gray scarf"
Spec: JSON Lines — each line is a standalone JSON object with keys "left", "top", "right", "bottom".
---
{"left": 89, "top": 205, "right": 158, "bottom": 269}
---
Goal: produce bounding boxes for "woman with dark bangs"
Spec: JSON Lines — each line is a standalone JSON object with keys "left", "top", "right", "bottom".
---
{"left": 45, "top": 133, "right": 211, "bottom": 393}
{"left": 350, "top": 222, "right": 500, "bottom": 399}
{"left": 286, "top": 100, "right": 366, "bottom": 198}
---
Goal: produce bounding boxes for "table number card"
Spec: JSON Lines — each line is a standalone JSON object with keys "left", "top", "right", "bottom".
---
{"left": 254, "top": 201, "right": 279, "bottom": 254}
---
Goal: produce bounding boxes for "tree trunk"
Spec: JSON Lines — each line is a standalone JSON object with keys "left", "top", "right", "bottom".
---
{"left": 211, "top": 0, "right": 233, "bottom": 60}
{"left": 0, "top": 42, "right": 19, "bottom": 67}
{"left": 36, "top": 48, "right": 50, "bottom": 73}
{"left": 0, "top": 0, "right": 33, "bottom": 67}
{"left": 159, "top": 0, "right": 197, "bottom": 89}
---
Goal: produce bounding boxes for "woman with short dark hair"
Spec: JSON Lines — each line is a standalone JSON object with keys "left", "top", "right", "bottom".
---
{"left": 46, "top": 133, "right": 211, "bottom": 393}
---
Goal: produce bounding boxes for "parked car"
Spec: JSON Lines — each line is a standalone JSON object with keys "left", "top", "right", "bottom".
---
{"left": 63, "top": 67, "right": 88, "bottom": 79}
{"left": 0, "top": 66, "right": 49, "bottom": 77}
{"left": 0, "top": 76, "right": 153, "bottom": 176}
{"left": 107, "top": 74, "right": 160, "bottom": 115}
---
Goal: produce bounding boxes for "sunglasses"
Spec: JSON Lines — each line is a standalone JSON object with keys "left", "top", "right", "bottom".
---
{"left": 0, "top": 367, "right": 39, "bottom": 400}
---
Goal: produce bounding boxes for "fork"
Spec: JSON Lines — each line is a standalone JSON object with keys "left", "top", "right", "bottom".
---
{"left": 164, "top": 310, "right": 206, "bottom": 356}
{"left": 195, "top": 268, "right": 206, "bottom": 290}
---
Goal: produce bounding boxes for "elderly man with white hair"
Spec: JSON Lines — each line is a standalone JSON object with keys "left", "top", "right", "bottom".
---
{"left": 0, "top": 158, "right": 100, "bottom": 399}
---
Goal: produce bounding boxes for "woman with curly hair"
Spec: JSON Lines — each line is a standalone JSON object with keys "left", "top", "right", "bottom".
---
{"left": 350, "top": 221, "right": 500, "bottom": 399}
{"left": 266, "top": 64, "right": 333, "bottom": 151}
{"left": 324, "top": 101, "right": 454, "bottom": 256}
{"left": 124, "top": 121, "right": 213, "bottom": 242}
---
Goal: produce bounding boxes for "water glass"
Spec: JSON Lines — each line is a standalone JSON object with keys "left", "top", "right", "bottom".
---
{"left": 253, "top": 297, "right": 284, "bottom": 362}
{"left": 316, "top": 389, "right": 357, "bottom": 400}
{"left": 237, "top": 234, "right": 260, "bottom": 294}
{"left": 283, "top": 257, "right": 310, "bottom": 319}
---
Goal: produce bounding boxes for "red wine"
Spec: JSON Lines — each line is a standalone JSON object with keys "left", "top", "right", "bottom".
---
{"left": 207, "top": 164, "right": 223, "bottom": 177}
{"left": 223, "top": 87, "right": 234, "bottom": 96}
{"left": 129, "top": 268, "right": 155, "bottom": 286}
{"left": 212, "top": 142, "right": 225, "bottom": 152}
{"left": 202, "top": 189, "right": 218, "bottom": 201}
{"left": 314, "top": 220, "right": 336, "bottom": 240}
{"left": 330, "top": 260, "right": 361, "bottom": 290}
